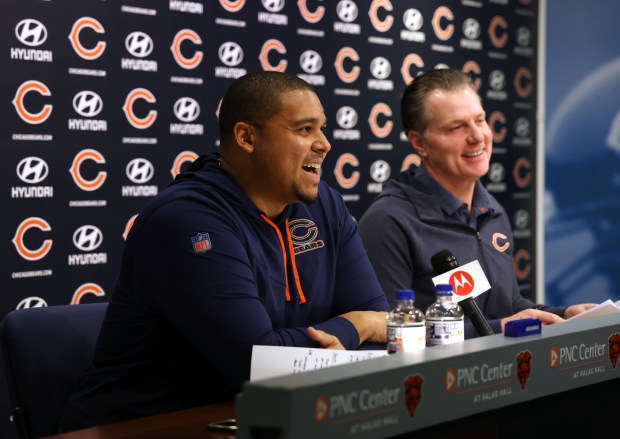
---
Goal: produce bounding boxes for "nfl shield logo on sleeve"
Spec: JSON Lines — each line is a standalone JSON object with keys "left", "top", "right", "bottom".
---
{"left": 191, "top": 232, "right": 212, "bottom": 253}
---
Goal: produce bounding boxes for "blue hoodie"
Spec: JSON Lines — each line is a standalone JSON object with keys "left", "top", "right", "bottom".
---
{"left": 60, "top": 153, "right": 388, "bottom": 430}
{"left": 358, "top": 165, "right": 566, "bottom": 338}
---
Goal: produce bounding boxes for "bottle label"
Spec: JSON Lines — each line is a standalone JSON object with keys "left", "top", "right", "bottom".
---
{"left": 426, "top": 320, "right": 464, "bottom": 345}
{"left": 387, "top": 324, "right": 426, "bottom": 353}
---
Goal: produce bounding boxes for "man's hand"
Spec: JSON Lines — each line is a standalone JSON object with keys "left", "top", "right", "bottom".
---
{"left": 339, "top": 311, "right": 388, "bottom": 344}
{"left": 307, "top": 327, "right": 344, "bottom": 350}
{"left": 500, "top": 309, "right": 564, "bottom": 333}
{"left": 564, "top": 303, "right": 598, "bottom": 319}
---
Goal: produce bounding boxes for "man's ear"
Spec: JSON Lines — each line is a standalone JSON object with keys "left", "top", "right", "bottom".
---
{"left": 233, "top": 122, "right": 255, "bottom": 153}
{"left": 408, "top": 130, "right": 427, "bottom": 158}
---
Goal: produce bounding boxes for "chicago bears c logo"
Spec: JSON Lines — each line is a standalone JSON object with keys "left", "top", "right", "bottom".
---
{"left": 334, "top": 47, "right": 360, "bottom": 83}
{"left": 71, "top": 283, "right": 105, "bottom": 304}
{"left": 68, "top": 17, "right": 106, "bottom": 60}
{"left": 12, "top": 80, "right": 53, "bottom": 124}
{"left": 171, "top": 151, "right": 199, "bottom": 178}
{"left": 12, "top": 217, "right": 53, "bottom": 261}
{"left": 69, "top": 149, "right": 107, "bottom": 191}
{"left": 170, "top": 29, "right": 203, "bottom": 69}
{"left": 259, "top": 39, "right": 287, "bottom": 72}
{"left": 122, "top": 88, "right": 157, "bottom": 129}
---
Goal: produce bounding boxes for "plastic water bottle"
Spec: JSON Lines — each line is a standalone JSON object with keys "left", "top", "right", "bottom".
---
{"left": 387, "top": 290, "right": 426, "bottom": 353}
{"left": 425, "top": 284, "right": 464, "bottom": 346}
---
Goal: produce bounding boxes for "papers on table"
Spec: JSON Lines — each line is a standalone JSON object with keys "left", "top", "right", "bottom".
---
{"left": 566, "top": 299, "right": 620, "bottom": 322}
{"left": 250, "top": 345, "right": 388, "bottom": 381}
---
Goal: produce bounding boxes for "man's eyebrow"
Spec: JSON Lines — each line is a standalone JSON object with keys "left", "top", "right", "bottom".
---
{"left": 292, "top": 116, "right": 326, "bottom": 126}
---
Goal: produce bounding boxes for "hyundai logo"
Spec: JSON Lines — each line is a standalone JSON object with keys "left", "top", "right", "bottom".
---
{"left": 463, "top": 18, "right": 481, "bottom": 40}
{"left": 173, "top": 97, "right": 200, "bottom": 122}
{"left": 489, "top": 70, "right": 506, "bottom": 91}
{"left": 73, "top": 91, "right": 103, "bottom": 118}
{"left": 370, "top": 160, "right": 391, "bottom": 183}
{"left": 370, "top": 57, "right": 391, "bottom": 79}
{"left": 17, "top": 156, "right": 49, "bottom": 184}
{"left": 336, "top": 0, "right": 358, "bottom": 23}
{"left": 73, "top": 225, "right": 103, "bottom": 252}
{"left": 125, "top": 31, "right": 154, "bottom": 58}
{"left": 299, "top": 50, "right": 322, "bottom": 74}
{"left": 262, "top": 0, "right": 285, "bottom": 12}
{"left": 126, "top": 158, "right": 155, "bottom": 184}
{"left": 17, "top": 297, "right": 47, "bottom": 309}
{"left": 336, "top": 106, "right": 358, "bottom": 129}
{"left": 15, "top": 18, "right": 47, "bottom": 47}
{"left": 218, "top": 41, "right": 244, "bottom": 67}
{"left": 403, "top": 8, "right": 423, "bottom": 31}
{"left": 488, "top": 162, "right": 505, "bottom": 183}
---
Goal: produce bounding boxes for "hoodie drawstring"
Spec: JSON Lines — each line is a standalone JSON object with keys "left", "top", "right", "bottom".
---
{"left": 261, "top": 215, "right": 307, "bottom": 304}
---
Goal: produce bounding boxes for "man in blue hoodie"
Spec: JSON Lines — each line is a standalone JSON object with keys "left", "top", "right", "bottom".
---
{"left": 358, "top": 69, "right": 594, "bottom": 339}
{"left": 60, "top": 72, "right": 389, "bottom": 430}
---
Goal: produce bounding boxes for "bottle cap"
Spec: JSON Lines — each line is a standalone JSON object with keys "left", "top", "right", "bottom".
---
{"left": 395, "top": 290, "right": 415, "bottom": 301}
{"left": 436, "top": 284, "right": 453, "bottom": 294}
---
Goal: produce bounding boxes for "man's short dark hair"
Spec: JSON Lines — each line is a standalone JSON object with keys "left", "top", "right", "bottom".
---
{"left": 219, "top": 71, "right": 314, "bottom": 145}
{"left": 400, "top": 69, "right": 478, "bottom": 135}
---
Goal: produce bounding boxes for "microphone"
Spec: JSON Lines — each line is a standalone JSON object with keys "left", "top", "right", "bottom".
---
{"left": 430, "top": 249, "right": 495, "bottom": 337}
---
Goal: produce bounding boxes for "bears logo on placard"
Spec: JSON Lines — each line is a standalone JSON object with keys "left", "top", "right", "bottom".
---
{"left": 12, "top": 80, "right": 53, "bottom": 124}
{"left": 462, "top": 60, "right": 482, "bottom": 90}
{"left": 404, "top": 374, "right": 423, "bottom": 418}
{"left": 514, "top": 67, "right": 533, "bottom": 99}
{"left": 609, "top": 333, "right": 620, "bottom": 369}
{"left": 516, "top": 351, "right": 532, "bottom": 390}
{"left": 513, "top": 157, "right": 532, "bottom": 188}
{"left": 68, "top": 17, "right": 106, "bottom": 60}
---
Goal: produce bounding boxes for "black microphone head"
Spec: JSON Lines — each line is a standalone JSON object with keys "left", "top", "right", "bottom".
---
{"left": 431, "top": 249, "right": 459, "bottom": 274}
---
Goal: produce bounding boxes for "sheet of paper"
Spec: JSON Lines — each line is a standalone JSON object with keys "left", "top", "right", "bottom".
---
{"left": 566, "top": 299, "right": 620, "bottom": 321}
{"left": 250, "top": 345, "right": 388, "bottom": 381}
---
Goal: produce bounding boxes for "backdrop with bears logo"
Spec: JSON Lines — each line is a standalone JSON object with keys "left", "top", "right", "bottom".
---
{"left": 0, "top": 0, "right": 538, "bottom": 435}
{"left": 1, "top": 0, "right": 539, "bottom": 315}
